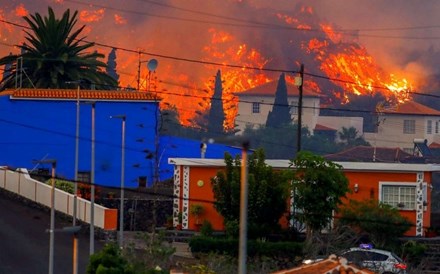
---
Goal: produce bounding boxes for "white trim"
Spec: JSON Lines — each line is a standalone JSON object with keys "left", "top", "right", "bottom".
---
{"left": 379, "top": 181, "right": 417, "bottom": 211}
{"left": 169, "top": 158, "right": 440, "bottom": 172}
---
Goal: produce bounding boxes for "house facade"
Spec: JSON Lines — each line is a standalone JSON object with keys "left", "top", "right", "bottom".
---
{"left": 0, "top": 88, "right": 243, "bottom": 188}
{"left": 170, "top": 158, "right": 440, "bottom": 237}
{"left": 234, "top": 80, "right": 321, "bottom": 134}
{"left": 364, "top": 101, "right": 440, "bottom": 153}
{"left": 0, "top": 88, "right": 159, "bottom": 188}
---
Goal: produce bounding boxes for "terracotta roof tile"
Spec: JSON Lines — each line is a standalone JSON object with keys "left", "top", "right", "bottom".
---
{"left": 235, "top": 81, "right": 321, "bottom": 97}
{"left": 325, "top": 146, "right": 412, "bottom": 163}
{"left": 315, "top": 124, "right": 337, "bottom": 131}
{"left": 382, "top": 101, "right": 440, "bottom": 116}
{"left": 7, "top": 88, "right": 158, "bottom": 101}
{"left": 272, "top": 255, "right": 375, "bottom": 274}
{"left": 429, "top": 142, "right": 440, "bottom": 149}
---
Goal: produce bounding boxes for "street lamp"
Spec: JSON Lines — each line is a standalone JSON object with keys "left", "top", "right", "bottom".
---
{"left": 48, "top": 226, "right": 81, "bottom": 274}
{"left": 33, "top": 159, "right": 57, "bottom": 274}
{"left": 110, "top": 114, "right": 126, "bottom": 248}
{"left": 136, "top": 53, "right": 158, "bottom": 91}
{"left": 90, "top": 101, "right": 96, "bottom": 255}
{"left": 238, "top": 140, "right": 250, "bottom": 274}
{"left": 207, "top": 137, "right": 250, "bottom": 274}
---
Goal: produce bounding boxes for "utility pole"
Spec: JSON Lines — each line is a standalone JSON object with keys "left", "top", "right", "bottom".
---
{"left": 296, "top": 64, "right": 304, "bottom": 153}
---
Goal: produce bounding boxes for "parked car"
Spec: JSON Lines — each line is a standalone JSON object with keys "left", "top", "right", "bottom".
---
{"left": 341, "top": 244, "right": 407, "bottom": 274}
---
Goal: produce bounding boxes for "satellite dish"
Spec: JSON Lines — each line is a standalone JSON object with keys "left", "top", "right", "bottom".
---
{"left": 147, "top": 59, "right": 158, "bottom": 72}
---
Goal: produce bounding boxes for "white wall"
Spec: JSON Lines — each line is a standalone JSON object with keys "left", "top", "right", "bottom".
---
{"left": 0, "top": 167, "right": 116, "bottom": 229}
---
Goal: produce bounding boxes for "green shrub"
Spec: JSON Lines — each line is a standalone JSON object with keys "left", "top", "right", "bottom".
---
{"left": 87, "top": 243, "right": 134, "bottom": 274}
{"left": 200, "top": 220, "right": 214, "bottom": 237}
{"left": 401, "top": 240, "right": 427, "bottom": 267}
{"left": 46, "top": 179, "right": 74, "bottom": 194}
{"left": 189, "top": 236, "right": 303, "bottom": 260}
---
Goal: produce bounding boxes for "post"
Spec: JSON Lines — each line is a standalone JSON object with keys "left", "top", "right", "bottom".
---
{"left": 137, "top": 51, "right": 141, "bottom": 90}
{"left": 120, "top": 116, "right": 126, "bottom": 248}
{"left": 90, "top": 102, "right": 96, "bottom": 255}
{"left": 73, "top": 84, "right": 80, "bottom": 226}
{"left": 36, "top": 160, "right": 56, "bottom": 274}
{"left": 111, "top": 115, "right": 126, "bottom": 248}
{"left": 296, "top": 64, "right": 304, "bottom": 153}
{"left": 238, "top": 140, "right": 250, "bottom": 274}
{"left": 32, "top": 159, "right": 57, "bottom": 274}
{"left": 49, "top": 161, "right": 56, "bottom": 274}
{"left": 72, "top": 232, "right": 78, "bottom": 274}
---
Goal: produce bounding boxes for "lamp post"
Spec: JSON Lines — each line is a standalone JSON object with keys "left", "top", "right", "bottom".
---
{"left": 33, "top": 159, "right": 56, "bottom": 274}
{"left": 89, "top": 102, "right": 96, "bottom": 255}
{"left": 49, "top": 226, "right": 81, "bottom": 274}
{"left": 111, "top": 114, "right": 126, "bottom": 248}
{"left": 206, "top": 137, "right": 250, "bottom": 274}
{"left": 73, "top": 84, "right": 80, "bottom": 226}
{"left": 295, "top": 64, "right": 304, "bottom": 153}
{"left": 238, "top": 140, "right": 250, "bottom": 274}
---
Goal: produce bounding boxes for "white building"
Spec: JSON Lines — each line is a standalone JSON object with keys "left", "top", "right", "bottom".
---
{"left": 364, "top": 101, "right": 440, "bottom": 153}
{"left": 234, "top": 80, "right": 321, "bottom": 134}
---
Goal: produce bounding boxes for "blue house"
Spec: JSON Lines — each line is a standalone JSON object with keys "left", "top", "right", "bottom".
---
{"left": 0, "top": 88, "right": 242, "bottom": 188}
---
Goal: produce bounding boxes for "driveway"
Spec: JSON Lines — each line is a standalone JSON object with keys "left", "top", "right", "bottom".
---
{"left": 0, "top": 189, "right": 104, "bottom": 274}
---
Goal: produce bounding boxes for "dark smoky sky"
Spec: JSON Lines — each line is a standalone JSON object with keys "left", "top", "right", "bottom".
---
{"left": 1, "top": 0, "right": 440, "bottom": 90}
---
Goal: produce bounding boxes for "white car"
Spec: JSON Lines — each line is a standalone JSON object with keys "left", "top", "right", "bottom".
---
{"left": 341, "top": 244, "right": 407, "bottom": 274}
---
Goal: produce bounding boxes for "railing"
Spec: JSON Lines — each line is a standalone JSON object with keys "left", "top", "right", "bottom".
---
{"left": 0, "top": 167, "right": 117, "bottom": 230}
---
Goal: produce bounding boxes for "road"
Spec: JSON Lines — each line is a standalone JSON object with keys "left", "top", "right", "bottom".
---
{"left": 0, "top": 189, "right": 104, "bottom": 274}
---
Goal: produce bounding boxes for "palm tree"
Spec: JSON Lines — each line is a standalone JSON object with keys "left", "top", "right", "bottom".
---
{"left": 0, "top": 7, "right": 117, "bottom": 90}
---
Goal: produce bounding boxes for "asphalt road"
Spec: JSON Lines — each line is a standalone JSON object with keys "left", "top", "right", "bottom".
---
{"left": 0, "top": 189, "right": 104, "bottom": 274}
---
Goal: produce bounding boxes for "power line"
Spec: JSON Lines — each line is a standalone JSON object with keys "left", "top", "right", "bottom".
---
{"left": 63, "top": 0, "right": 440, "bottom": 40}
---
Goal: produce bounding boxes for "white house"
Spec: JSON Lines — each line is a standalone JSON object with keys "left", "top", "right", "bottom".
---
{"left": 234, "top": 80, "right": 321, "bottom": 134}
{"left": 364, "top": 101, "right": 440, "bottom": 153}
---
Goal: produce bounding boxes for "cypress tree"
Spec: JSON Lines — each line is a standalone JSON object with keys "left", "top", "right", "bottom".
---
{"left": 207, "top": 70, "right": 225, "bottom": 135}
{"left": 106, "top": 48, "right": 119, "bottom": 84}
{"left": 266, "top": 73, "right": 292, "bottom": 128}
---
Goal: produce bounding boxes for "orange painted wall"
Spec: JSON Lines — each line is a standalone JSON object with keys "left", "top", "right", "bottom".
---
{"left": 182, "top": 166, "right": 225, "bottom": 231}
{"left": 342, "top": 171, "right": 432, "bottom": 236}
{"left": 177, "top": 165, "right": 433, "bottom": 235}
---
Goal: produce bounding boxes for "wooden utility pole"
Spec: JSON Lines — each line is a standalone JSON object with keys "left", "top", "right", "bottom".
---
{"left": 296, "top": 64, "right": 304, "bottom": 153}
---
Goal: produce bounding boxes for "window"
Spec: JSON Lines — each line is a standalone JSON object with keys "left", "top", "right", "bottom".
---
{"left": 77, "top": 171, "right": 91, "bottom": 183}
{"left": 403, "top": 120, "right": 415, "bottom": 134}
{"left": 252, "top": 102, "right": 260, "bottom": 113}
{"left": 427, "top": 120, "right": 432, "bottom": 134}
{"left": 138, "top": 176, "right": 147, "bottom": 187}
{"left": 436, "top": 121, "right": 439, "bottom": 134}
{"left": 290, "top": 101, "right": 298, "bottom": 115}
{"left": 382, "top": 185, "right": 416, "bottom": 210}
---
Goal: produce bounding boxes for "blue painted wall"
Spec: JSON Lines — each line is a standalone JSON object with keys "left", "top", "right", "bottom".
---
{"left": 0, "top": 95, "right": 242, "bottom": 187}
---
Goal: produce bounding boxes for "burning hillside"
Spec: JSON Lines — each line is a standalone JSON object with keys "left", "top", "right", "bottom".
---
{"left": 0, "top": 1, "right": 436, "bottom": 130}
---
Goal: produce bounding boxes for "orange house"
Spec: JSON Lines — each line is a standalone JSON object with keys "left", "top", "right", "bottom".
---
{"left": 169, "top": 158, "right": 440, "bottom": 237}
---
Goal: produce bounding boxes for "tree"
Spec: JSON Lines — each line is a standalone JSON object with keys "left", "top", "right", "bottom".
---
{"left": 211, "top": 149, "right": 290, "bottom": 238}
{"left": 289, "top": 151, "right": 349, "bottom": 239}
{"left": 207, "top": 70, "right": 225, "bottom": 136}
{"left": 87, "top": 244, "right": 134, "bottom": 274}
{"left": 338, "top": 199, "right": 412, "bottom": 248}
{"left": 338, "top": 126, "right": 370, "bottom": 148}
{"left": 106, "top": 48, "right": 119, "bottom": 84}
{"left": 266, "top": 73, "right": 292, "bottom": 128}
{"left": 0, "top": 7, "right": 117, "bottom": 90}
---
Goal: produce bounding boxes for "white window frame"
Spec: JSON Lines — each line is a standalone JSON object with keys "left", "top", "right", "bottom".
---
{"left": 403, "top": 120, "right": 415, "bottom": 134}
{"left": 252, "top": 102, "right": 260, "bottom": 114}
{"left": 379, "top": 182, "right": 417, "bottom": 211}
{"left": 427, "top": 120, "right": 432, "bottom": 134}
{"left": 290, "top": 101, "right": 298, "bottom": 115}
